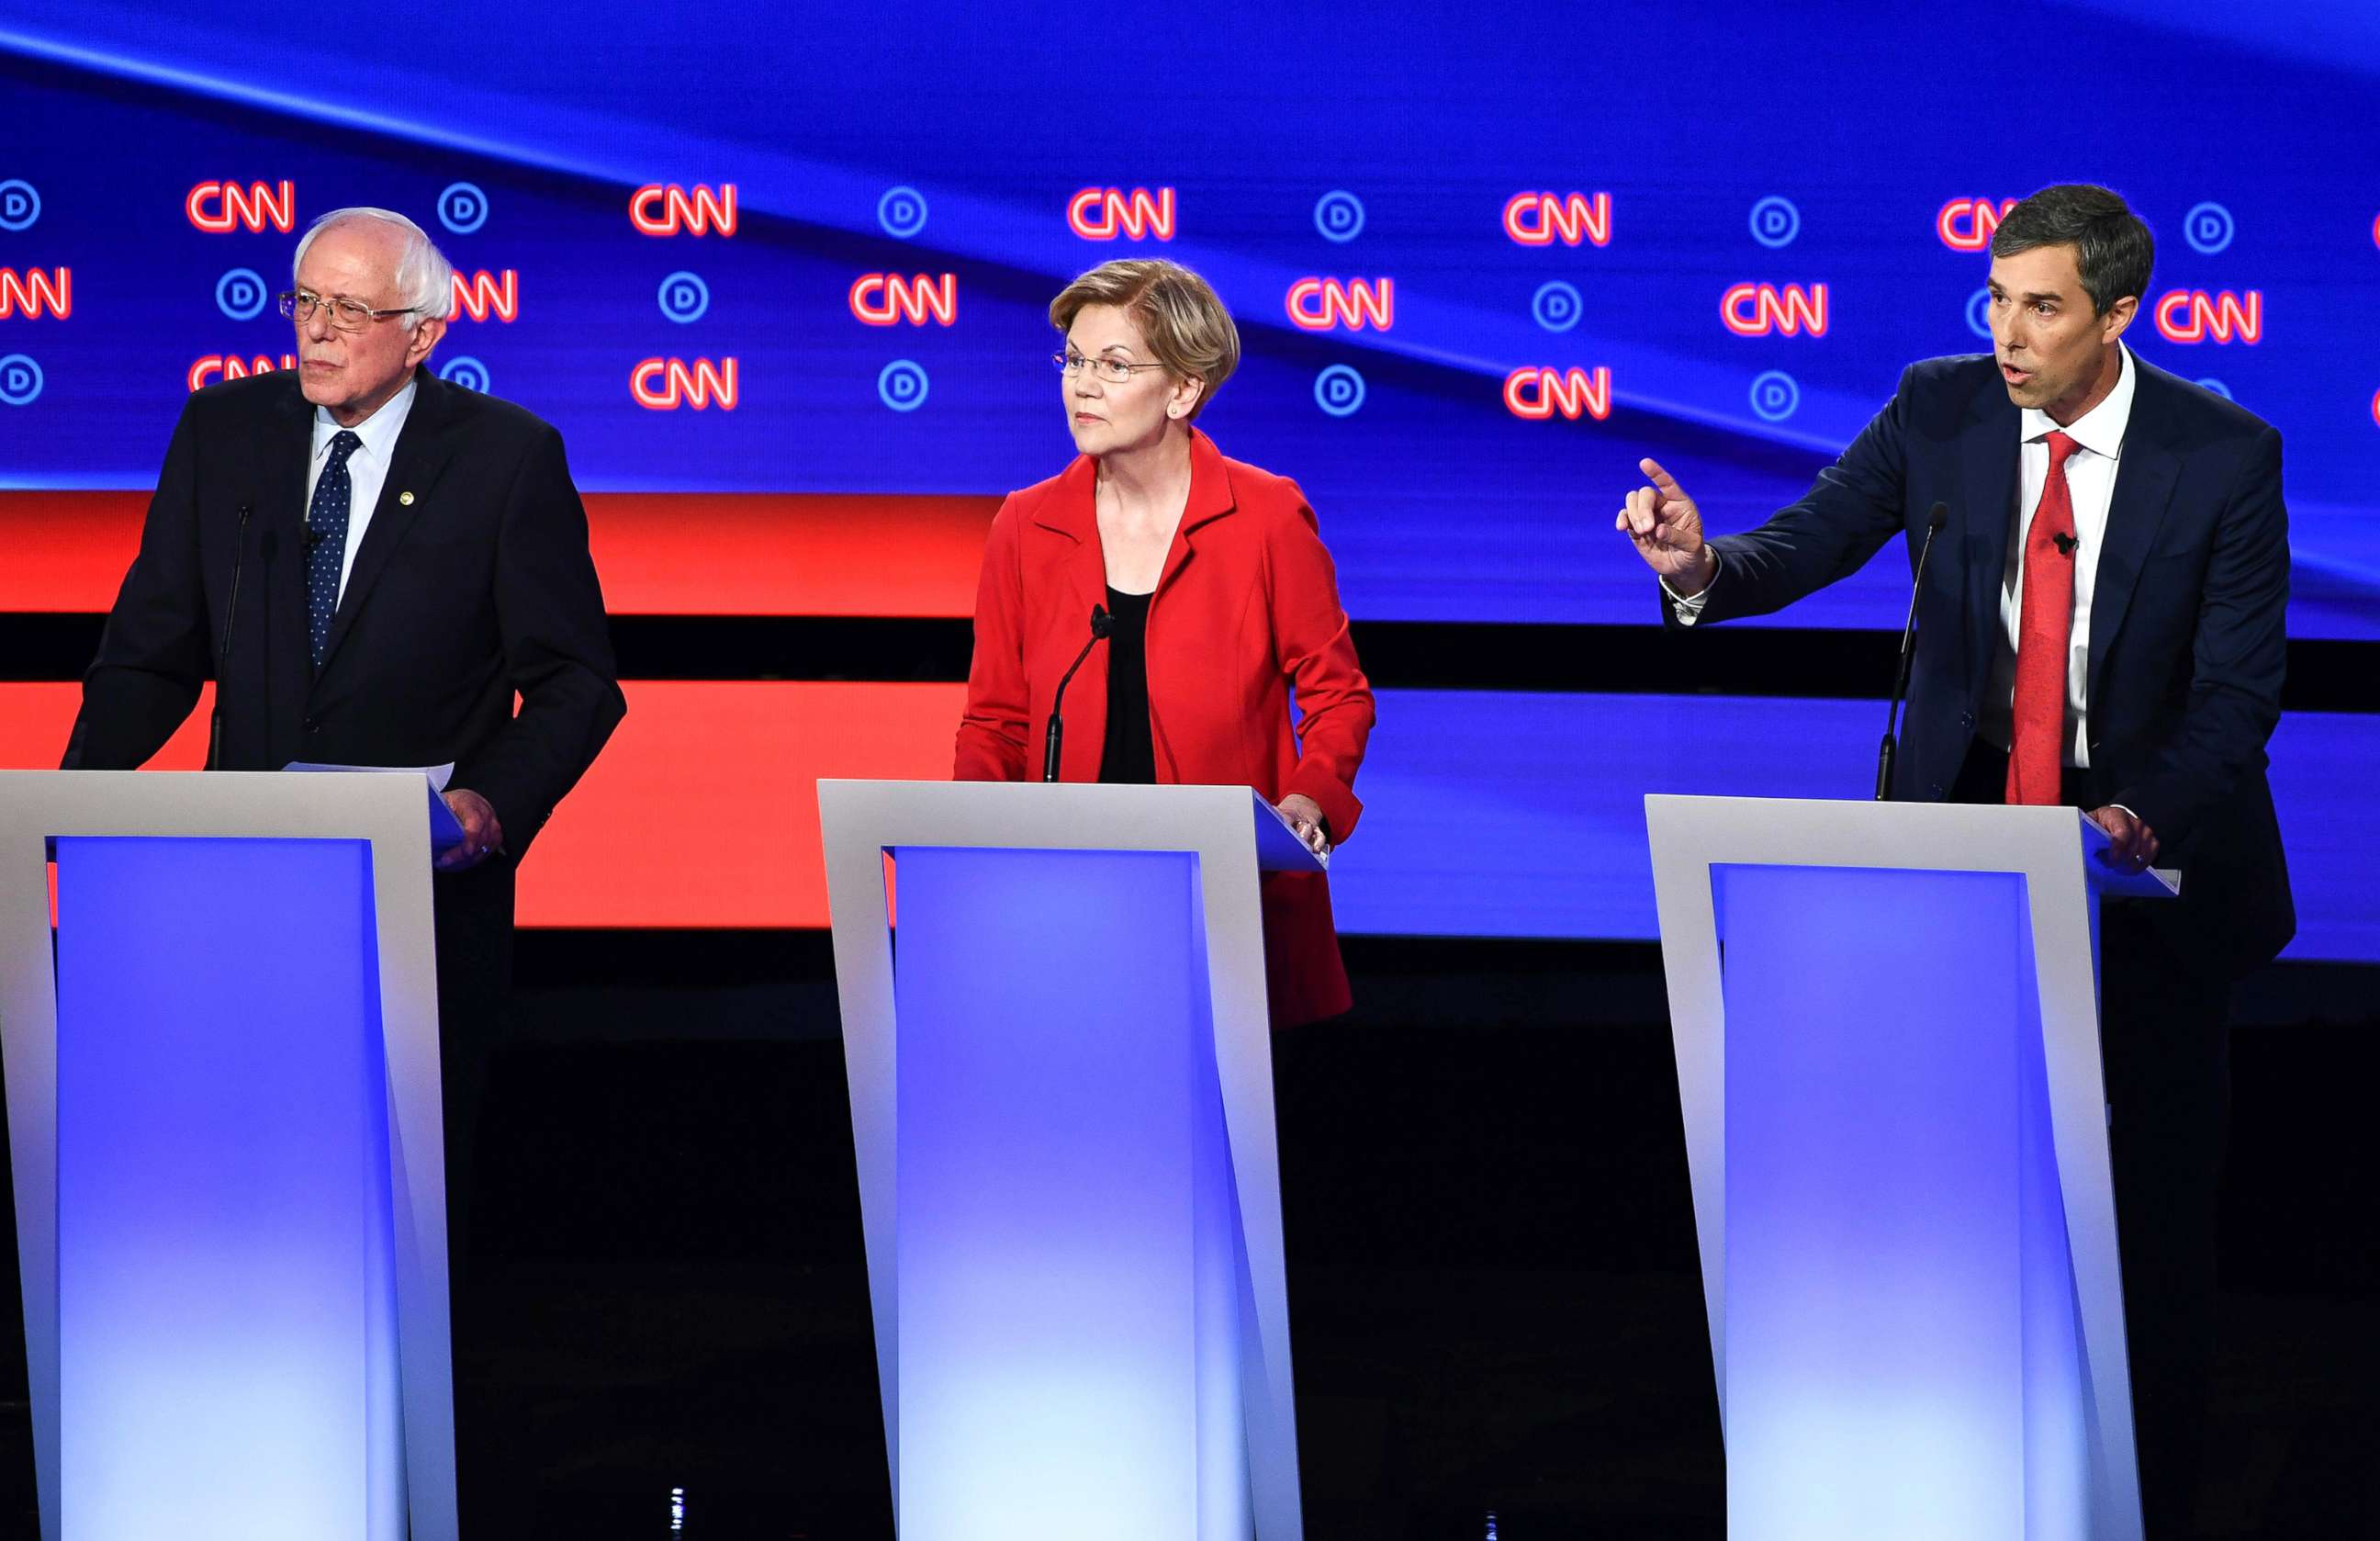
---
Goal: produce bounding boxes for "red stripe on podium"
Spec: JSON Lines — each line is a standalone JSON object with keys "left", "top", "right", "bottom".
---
{"left": 0, "top": 491, "right": 999, "bottom": 617}
{"left": 517, "top": 681, "right": 963, "bottom": 927}
{"left": 0, "top": 681, "right": 963, "bottom": 928}
{"left": 0, "top": 683, "right": 211, "bottom": 771}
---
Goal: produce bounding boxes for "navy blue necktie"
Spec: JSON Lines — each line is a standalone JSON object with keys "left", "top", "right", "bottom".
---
{"left": 306, "top": 430, "right": 362, "bottom": 667}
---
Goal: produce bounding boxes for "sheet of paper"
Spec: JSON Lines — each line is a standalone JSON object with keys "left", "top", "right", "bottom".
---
{"left": 282, "top": 762, "right": 466, "bottom": 849}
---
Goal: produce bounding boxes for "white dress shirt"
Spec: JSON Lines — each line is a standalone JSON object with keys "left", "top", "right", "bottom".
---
{"left": 1668, "top": 342, "right": 2139, "bottom": 770}
{"left": 1991, "top": 341, "right": 2136, "bottom": 769}
{"left": 305, "top": 376, "right": 417, "bottom": 605}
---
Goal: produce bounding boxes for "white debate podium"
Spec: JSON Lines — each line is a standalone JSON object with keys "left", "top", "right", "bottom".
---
{"left": 0, "top": 770, "right": 459, "bottom": 1541}
{"left": 818, "top": 780, "right": 1326, "bottom": 1541}
{"left": 1646, "top": 795, "right": 2180, "bottom": 1541}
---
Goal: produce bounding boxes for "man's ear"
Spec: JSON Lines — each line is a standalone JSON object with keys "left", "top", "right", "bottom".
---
{"left": 2099, "top": 294, "right": 2139, "bottom": 343}
{"left": 407, "top": 314, "right": 449, "bottom": 368}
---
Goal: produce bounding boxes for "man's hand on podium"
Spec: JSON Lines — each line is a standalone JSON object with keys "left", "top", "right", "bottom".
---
{"left": 436, "top": 788, "right": 506, "bottom": 872}
{"left": 2090, "top": 804, "right": 2160, "bottom": 872}
{"left": 1277, "top": 793, "right": 1330, "bottom": 858}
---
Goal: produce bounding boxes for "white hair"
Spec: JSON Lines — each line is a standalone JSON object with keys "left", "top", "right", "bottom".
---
{"left": 291, "top": 207, "right": 455, "bottom": 329}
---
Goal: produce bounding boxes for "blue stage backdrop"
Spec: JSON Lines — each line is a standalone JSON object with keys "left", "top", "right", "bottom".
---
{"left": 2, "top": 2, "right": 2373, "bottom": 959}
{"left": 3, "top": 0, "right": 2374, "bottom": 634}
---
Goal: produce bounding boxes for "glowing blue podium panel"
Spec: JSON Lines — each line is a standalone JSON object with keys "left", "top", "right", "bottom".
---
{"left": 0, "top": 771, "right": 456, "bottom": 1541}
{"left": 893, "top": 847, "right": 1242, "bottom": 1538}
{"left": 820, "top": 781, "right": 1325, "bottom": 1541}
{"left": 54, "top": 837, "right": 402, "bottom": 1540}
{"left": 1648, "top": 797, "right": 2168, "bottom": 1541}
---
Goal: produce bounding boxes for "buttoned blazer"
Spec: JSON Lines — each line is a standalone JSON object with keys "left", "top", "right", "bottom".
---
{"left": 65, "top": 366, "right": 625, "bottom": 864}
{"left": 1678, "top": 351, "right": 2292, "bottom": 969}
{"left": 956, "top": 427, "right": 1376, "bottom": 1024}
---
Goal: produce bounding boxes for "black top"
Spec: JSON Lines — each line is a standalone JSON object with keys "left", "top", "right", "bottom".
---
{"left": 1098, "top": 586, "right": 1156, "bottom": 785}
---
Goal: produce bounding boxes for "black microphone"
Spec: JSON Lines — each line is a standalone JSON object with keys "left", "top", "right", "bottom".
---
{"left": 302, "top": 522, "right": 330, "bottom": 551}
{"left": 2051, "top": 531, "right": 2078, "bottom": 557}
{"left": 1042, "top": 603, "right": 1114, "bottom": 782}
{"left": 1875, "top": 501, "right": 1950, "bottom": 801}
{"left": 206, "top": 501, "right": 256, "bottom": 771}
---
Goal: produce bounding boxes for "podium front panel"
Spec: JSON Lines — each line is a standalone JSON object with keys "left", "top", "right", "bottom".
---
{"left": 0, "top": 770, "right": 455, "bottom": 1541}
{"left": 1715, "top": 862, "right": 2084, "bottom": 1538}
{"left": 53, "top": 836, "right": 405, "bottom": 1541}
{"left": 889, "top": 845, "right": 1250, "bottom": 1540}
{"left": 1646, "top": 796, "right": 2144, "bottom": 1541}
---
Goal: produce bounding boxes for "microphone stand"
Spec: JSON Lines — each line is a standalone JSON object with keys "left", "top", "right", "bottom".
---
{"left": 205, "top": 501, "right": 254, "bottom": 771}
{"left": 1875, "top": 502, "right": 1949, "bottom": 801}
{"left": 1042, "top": 604, "right": 1114, "bottom": 782}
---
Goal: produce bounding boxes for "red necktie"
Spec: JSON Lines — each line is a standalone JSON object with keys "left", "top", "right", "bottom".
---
{"left": 2006, "top": 430, "right": 2081, "bottom": 805}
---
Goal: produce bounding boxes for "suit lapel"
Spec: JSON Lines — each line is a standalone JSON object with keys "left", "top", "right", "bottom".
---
{"left": 1959, "top": 381, "right": 2020, "bottom": 698}
{"left": 265, "top": 376, "right": 314, "bottom": 534}
{"left": 2087, "top": 372, "right": 2181, "bottom": 709}
{"left": 317, "top": 369, "right": 452, "bottom": 675}
{"left": 1030, "top": 453, "right": 1110, "bottom": 631}
{"left": 1156, "top": 429, "right": 1237, "bottom": 597}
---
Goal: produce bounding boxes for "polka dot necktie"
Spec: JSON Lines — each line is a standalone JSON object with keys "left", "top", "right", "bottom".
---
{"left": 306, "top": 430, "right": 362, "bottom": 668}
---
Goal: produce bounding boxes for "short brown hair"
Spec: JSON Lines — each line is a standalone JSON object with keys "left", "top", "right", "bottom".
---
{"left": 1990, "top": 184, "right": 2154, "bottom": 317}
{"left": 1049, "top": 259, "right": 1240, "bottom": 420}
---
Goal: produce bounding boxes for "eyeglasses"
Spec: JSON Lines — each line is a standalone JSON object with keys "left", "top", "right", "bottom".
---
{"left": 1054, "top": 350, "right": 1165, "bottom": 385}
{"left": 279, "top": 289, "right": 423, "bottom": 332}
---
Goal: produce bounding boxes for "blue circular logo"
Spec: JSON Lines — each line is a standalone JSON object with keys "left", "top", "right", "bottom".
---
{"left": 1532, "top": 279, "right": 1583, "bottom": 333}
{"left": 2183, "top": 201, "right": 2234, "bottom": 256}
{"left": 1966, "top": 286, "right": 1994, "bottom": 340}
{"left": 657, "top": 270, "right": 710, "bottom": 323}
{"left": 1749, "top": 196, "right": 1801, "bottom": 249}
{"left": 0, "top": 354, "right": 42, "bottom": 406}
{"left": 878, "top": 359, "right": 929, "bottom": 411}
{"left": 878, "top": 186, "right": 929, "bottom": 239}
{"left": 440, "top": 355, "right": 490, "bottom": 392}
{"left": 2195, "top": 377, "right": 2232, "bottom": 400}
{"left": 216, "top": 267, "right": 269, "bottom": 321}
{"left": 1749, "top": 369, "right": 1801, "bottom": 422}
{"left": 437, "top": 182, "right": 488, "bottom": 234}
{"left": 1314, "top": 364, "right": 1365, "bottom": 418}
{"left": 1314, "top": 190, "right": 1365, "bottom": 243}
{"left": 0, "top": 179, "right": 39, "bottom": 232}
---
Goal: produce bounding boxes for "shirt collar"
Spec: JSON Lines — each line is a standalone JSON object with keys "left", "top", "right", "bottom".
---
{"left": 2020, "top": 340, "right": 2134, "bottom": 461}
{"left": 312, "top": 373, "right": 418, "bottom": 464}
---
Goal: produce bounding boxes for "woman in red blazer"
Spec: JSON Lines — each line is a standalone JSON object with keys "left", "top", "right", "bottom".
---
{"left": 954, "top": 258, "right": 1375, "bottom": 1026}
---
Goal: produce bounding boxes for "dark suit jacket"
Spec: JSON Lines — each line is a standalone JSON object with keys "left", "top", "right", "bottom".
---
{"left": 65, "top": 366, "right": 625, "bottom": 872}
{"left": 1677, "top": 351, "right": 2292, "bottom": 971}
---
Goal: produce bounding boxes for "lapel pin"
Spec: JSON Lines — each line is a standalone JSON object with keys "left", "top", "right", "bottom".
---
{"left": 399, "top": 490, "right": 415, "bottom": 506}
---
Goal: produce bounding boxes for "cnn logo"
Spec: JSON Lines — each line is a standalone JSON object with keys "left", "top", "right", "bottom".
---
{"left": 446, "top": 270, "right": 519, "bottom": 323}
{"left": 0, "top": 268, "right": 71, "bottom": 320}
{"left": 1285, "top": 278, "right": 1393, "bottom": 332}
{"left": 187, "top": 180, "right": 295, "bottom": 233}
{"left": 2154, "top": 290, "right": 2261, "bottom": 344}
{"left": 1937, "top": 197, "right": 2018, "bottom": 252}
{"left": 632, "top": 357, "right": 738, "bottom": 411}
{"left": 1721, "top": 283, "right": 1828, "bottom": 337}
{"left": 1503, "top": 192, "right": 1611, "bottom": 247}
{"left": 632, "top": 184, "right": 738, "bottom": 237}
{"left": 188, "top": 354, "right": 297, "bottom": 390}
{"left": 1504, "top": 366, "right": 1612, "bottom": 421}
{"left": 1068, "top": 187, "right": 1173, "bottom": 241}
{"left": 849, "top": 274, "right": 957, "bottom": 326}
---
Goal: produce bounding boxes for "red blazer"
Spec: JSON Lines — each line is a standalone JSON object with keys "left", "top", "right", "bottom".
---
{"left": 954, "top": 428, "right": 1376, "bottom": 1026}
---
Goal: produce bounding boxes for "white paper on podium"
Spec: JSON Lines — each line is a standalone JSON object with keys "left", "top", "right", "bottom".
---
{"left": 282, "top": 763, "right": 466, "bottom": 849}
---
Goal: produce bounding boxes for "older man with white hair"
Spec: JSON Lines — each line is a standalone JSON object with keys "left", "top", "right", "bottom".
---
{"left": 64, "top": 205, "right": 624, "bottom": 1420}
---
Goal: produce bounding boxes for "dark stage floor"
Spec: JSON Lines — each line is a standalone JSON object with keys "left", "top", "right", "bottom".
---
{"left": 2, "top": 935, "right": 2374, "bottom": 1536}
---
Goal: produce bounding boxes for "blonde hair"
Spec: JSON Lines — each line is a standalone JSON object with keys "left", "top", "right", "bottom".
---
{"left": 1049, "top": 259, "right": 1240, "bottom": 421}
